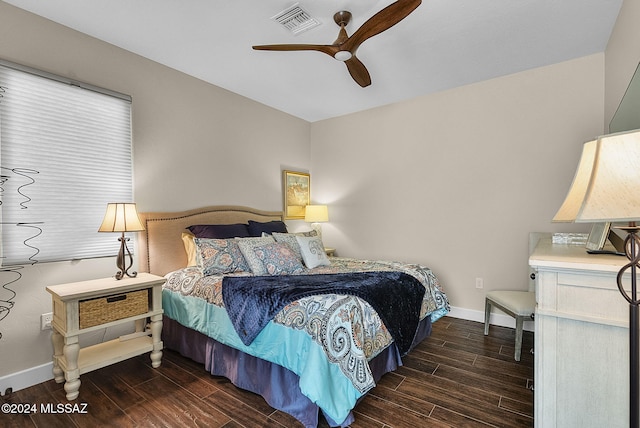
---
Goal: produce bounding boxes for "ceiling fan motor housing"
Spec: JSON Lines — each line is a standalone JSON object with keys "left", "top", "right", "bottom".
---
{"left": 334, "top": 50, "right": 353, "bottom": 61}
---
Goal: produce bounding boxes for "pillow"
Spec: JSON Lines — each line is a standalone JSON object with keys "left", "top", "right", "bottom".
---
{"left": 187, "top": 223, "right": 250, "bottom": 239}
{"left": 247, "top": 220, "right": 288, "bottom": 236}
{"left": 181, "top": 232, "right": 197, "bottom": 267}
{"left": 252, "top": 242, "right": 305, "bottom": 275}
{"left": 194, "top": 237, "right": 249, "bottom": 276}
{"left": 272, "top": 231, "right": 317, "bottom": 260}
{"left": 236, "top": 236, "right": 276, "bottom": 275}
{"left": 296, "top": 235, "right": 331, "bottom": 269}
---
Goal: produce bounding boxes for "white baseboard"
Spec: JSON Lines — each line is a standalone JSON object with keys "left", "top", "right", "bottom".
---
{"left": 0, "top": 362, "right": 53, "bottom": 396}
{"left": 447, "top": 305, "right": 534, "bottom": 332}
{"left": 0, "top": 306, "right": 531, "bottom": 395}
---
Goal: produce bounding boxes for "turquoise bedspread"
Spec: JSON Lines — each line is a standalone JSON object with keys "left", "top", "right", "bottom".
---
{"left": 163, "top": 289, "right": 367, "bottom": 422}
{"left": 162, "top": 257, "right": 449, "bottom": 423}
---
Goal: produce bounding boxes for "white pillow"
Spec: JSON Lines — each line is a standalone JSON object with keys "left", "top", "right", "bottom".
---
{"left": 296, "top": 235, "right": 331, "bottom": 269}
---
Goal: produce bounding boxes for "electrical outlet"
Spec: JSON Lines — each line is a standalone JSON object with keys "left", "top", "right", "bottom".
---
{"left": 475, "top": 277, "right": 484, "bottom": 289}
{"left": 41, "top": 312, "right": 53, "bottom": 330}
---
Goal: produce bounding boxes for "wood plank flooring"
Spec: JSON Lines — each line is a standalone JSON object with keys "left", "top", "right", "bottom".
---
{"left": 2, "top": 316, "right": 533, "bottom": 427}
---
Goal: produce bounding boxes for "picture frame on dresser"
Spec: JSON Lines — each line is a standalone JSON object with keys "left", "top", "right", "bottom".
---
{"left": 586, "top": 222, "right": 611, "bottom": 251}
{"left": 283, "top": 170, "right": 310, "bottom": 219}
{"left": 586, "top": 222, "right": 625, "bottom": 255}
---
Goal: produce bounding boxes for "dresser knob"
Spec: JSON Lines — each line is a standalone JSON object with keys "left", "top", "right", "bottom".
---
{"left": 530, "top": 272, "right": 536, "bottom": 280}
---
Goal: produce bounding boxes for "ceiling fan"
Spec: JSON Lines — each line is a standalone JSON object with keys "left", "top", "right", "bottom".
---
{"left": 252, "top": 0, "right": 422, "bottom": 87}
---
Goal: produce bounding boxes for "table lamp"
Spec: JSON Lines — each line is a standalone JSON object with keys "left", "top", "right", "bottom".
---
{"left": 553, "top": 129, "right": 640, "bottom": 428}
{"left": 304, "top": 205, "right": 329, "bottom": 238}
{"left": 98, "top": 202, "right": 145, "bottom": 280}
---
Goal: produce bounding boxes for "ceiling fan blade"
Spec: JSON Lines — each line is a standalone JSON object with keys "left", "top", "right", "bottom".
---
{"left": 343, "top": 0, "right": 422, "bottom": 53}
{"left": 345, "top": 56, "right": 371, "bottom": 87}
{"left": 252, "top": 44, "right": 337, "bottom": 57}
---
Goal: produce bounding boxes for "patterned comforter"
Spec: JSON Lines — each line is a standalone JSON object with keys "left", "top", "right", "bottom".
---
{"left": 162, "top": 257, "right": 449, "bottom": 423}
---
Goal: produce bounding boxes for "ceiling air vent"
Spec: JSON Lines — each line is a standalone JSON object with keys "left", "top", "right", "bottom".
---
{"left": 271, "top": 3, "right": 321, "bottom": 35}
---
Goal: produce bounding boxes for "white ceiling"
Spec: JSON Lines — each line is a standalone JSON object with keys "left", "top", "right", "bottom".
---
{"left": 3, "top": 0, "right": 623, "bottom": 122}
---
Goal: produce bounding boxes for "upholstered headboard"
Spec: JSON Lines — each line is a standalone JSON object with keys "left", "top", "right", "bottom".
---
{"left": 137, "top": 205, "right": 283, "bottom": 276}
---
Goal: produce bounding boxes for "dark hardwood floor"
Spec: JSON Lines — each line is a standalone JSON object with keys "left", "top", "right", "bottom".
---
{"left": 2, "top": 316, "right": 533, "bottom": 427}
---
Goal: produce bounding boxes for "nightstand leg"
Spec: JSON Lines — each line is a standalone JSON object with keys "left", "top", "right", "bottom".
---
{"left": 149, "top": 314, "right": 163, "bottom": 368}
{"left": 63, "top": 336, "right": 81, "bottom": 400}
{"left": 51, "top": 329, "right": 65, "bottom": 383}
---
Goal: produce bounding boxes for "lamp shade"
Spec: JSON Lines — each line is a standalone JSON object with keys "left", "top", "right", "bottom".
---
{"left": 98, "top": 203, "right": 145, "bottom": 232}
{"left": 304, "top": 205, "right": 329, "bottom": 223}
{"left": 553, "top": 130, "right": 640, "bottom": 223}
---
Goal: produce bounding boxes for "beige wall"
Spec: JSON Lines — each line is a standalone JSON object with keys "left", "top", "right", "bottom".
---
{"left": 0, "top": 2, "right": 309, "bottom": 379}
{"left": 310, "top": 54, "right": 605, "bottom": 314}
{"left": 1, "top": 0, "right": 637, "bottom": 390}
{"left": 605, "top": 0, "right": 640, "bottom": 128}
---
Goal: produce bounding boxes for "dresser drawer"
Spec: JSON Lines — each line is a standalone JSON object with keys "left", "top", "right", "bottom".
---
{"left": 79, "top": 288, "right": 149, "bottom": 329}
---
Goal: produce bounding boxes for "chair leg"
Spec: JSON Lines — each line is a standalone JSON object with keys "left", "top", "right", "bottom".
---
{"left": 514, "top": 316, "right": 524, "bottom": 361}
{"left": 484, "top": 299, "right": 492, "bottom": 336}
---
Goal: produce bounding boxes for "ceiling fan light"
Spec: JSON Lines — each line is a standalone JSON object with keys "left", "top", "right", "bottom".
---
{"left": 334, "top": 51, "right": 352, "bottom": 61}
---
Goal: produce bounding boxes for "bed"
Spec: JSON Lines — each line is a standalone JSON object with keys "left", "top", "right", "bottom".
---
{"left": 137, "top": 205, "right": 449, "bottom": 428}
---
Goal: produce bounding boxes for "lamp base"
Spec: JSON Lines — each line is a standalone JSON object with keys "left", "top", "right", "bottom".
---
{"left": 614, "top": 224, "right": 640, "bottom": 428}
{"left": 115, "top": 233, "right": 137, "bottom": 280}
{"left": 310, "top": 222, "right": 323, "bottom": 239}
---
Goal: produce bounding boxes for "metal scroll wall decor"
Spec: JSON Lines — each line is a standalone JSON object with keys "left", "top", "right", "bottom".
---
{"left": 0, "top": 85, "right": 43, "bottom": 340}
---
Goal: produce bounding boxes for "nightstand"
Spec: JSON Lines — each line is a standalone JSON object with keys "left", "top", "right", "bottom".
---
{"left": 46, "top": 273, "right": 165, "bottom": 401}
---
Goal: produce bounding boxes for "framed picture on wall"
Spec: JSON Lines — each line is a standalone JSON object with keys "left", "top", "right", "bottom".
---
{"left": 283, "top": 170, "right": 310, "bottom": 219}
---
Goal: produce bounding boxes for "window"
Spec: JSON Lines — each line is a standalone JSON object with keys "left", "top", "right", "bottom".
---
{"left": 0, "top": 60, "right": 133, "bottom": 265}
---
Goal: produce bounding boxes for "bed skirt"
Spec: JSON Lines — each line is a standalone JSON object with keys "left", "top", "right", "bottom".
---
{"left": 162, "top": 315, "right": 432, "bottom": 428}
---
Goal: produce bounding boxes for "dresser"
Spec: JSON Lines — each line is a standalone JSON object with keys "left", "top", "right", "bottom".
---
{"left": 530, "top": 238, "right": 630, "bottom": 428}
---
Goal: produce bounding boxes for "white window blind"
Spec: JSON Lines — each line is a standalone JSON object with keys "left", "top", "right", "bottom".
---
{"left": 0, "top": 61, "right": 133, "bottom": 266}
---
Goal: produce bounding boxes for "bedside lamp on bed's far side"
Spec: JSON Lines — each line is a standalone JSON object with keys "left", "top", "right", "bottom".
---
{"left": 98, "top": 202, "right": 146, "bottom": 280}
{"left": 304, "top": 204, "right": 329, "bottom": 239}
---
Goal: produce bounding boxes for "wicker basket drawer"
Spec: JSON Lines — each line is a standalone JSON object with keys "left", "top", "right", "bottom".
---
{"left": 79, "top": 289, "right": 149, "bottom": 329}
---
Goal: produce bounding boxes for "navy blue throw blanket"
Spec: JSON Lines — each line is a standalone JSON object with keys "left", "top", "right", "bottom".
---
{"left": 222, "top": 271, "right": 425, "bottom": 355}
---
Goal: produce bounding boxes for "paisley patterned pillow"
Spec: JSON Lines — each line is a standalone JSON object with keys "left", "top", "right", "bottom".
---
{"left": 296, "top": 235, "right": 331, "bottom": 269}
{"left": 272, "top": 231, "right": 317, "bottom": 260}
{"left": 194, "top": 238, "right": 249, "bottom": 276}
{"left": 236, "top": 236, "right": 276, "bottom": 275}
{"left": 251, "top": 242, "right": 305, "bottom": 275}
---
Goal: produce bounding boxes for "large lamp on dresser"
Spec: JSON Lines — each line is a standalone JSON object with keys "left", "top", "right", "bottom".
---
{"left": 553, "top": 129, "right": 640, "bottom": 428}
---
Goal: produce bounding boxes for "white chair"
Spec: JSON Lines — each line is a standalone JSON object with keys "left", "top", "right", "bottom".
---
{"left": 484, "top": 233, "right": 547, "bottom": 362}
{"left": 484, "top": 290, "right": 536, "bottom": 361}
